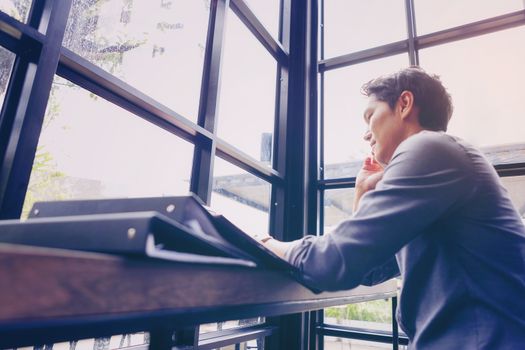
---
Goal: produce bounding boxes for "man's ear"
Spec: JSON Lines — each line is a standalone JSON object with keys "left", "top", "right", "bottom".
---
{"left": 396, "top": 90, "right": 415, "bottom": 120}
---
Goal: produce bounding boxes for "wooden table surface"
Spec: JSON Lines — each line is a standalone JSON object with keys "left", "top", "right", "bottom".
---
{"left": 0, "top": 243, "right": 397, "bottom": 347}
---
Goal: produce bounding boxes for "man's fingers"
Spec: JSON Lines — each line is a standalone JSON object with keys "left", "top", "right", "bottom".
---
{"left": 362, "top": 155, "right": 383, "bottom": 171}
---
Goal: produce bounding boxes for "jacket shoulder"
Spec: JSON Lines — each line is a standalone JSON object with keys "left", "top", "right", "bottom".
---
{"left": 389, "top": 131, "right": 473, "bottom": 175}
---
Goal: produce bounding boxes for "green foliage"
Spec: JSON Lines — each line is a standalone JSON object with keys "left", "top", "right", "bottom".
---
{"left": 325, "top": 299, "right": 392, "bottom": 324}
{"left": 22, "top": 146, "right": 68, "bottom": 217}
{"left": 22, "top": 0, "right": 148, "bottom": 215}
{"left": 63, "top": 0, "right": 147, "bottom": 76}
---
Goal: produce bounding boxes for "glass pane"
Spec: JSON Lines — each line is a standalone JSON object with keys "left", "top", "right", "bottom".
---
{"left": 324, "top": 188, "right": 355, "bottom": 233}
{"left": 324, "top": 0, "right": 407, "bottom": 58}
{"left": 325, "top": 335, "right": 392, "bottom": 350}
{"left": 324, "top": 299, "right": 393, "bottom": 332}
{"left": 419, "top": 27, "right": 525, "bottom": 153}
{"left": 22, "top": 76, "right": 193, "bottom": 217}
{"left": 63, "top": 0, "right": 209, "bottom": 122}
{"left": 207, "top": 158, "right": 269, "bottom": 337}
{"left": 501, "top": 176, "right": 525, "bottom": 219}
{"left": 323, "top": 54, "right": 408, "bottom": 178}
{"left": 211, "top": 157, "right": 270, "bottom": 235}
{"left": 217, "top": 10, "right": 276, "bottom": 165}
{"left": 0, "top": 46, "right": 16, "bottom": 107}
{"left": 244, "top": 0, "right": 280, "bottom": 40}
{"left": 0, "top": 0, "right": 32, "bottom": 22}
{"left": 414, "top": 0, "right": 524, "bottom": 35}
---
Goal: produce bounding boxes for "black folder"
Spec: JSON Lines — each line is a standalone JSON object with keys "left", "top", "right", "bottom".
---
{"left": 28, "top": 194, "right": 295, "bottom": 270}
{"left": 0, "top": 211, "right": 256, "bottom": 267}
{"left": 2, "top": 195, "right": 318, "bottom": 290}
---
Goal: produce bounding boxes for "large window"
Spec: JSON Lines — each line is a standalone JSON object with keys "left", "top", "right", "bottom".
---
{"left": 23, "top": 76, "right": 194, "bottom": 216}
{"left": 64, "top": 0, "right": 210, "bottom": 121}
{"left": 217, "top": 9, "right": 277, "bottom": 164}
{"left": 0, "top": 0, "right": 285, "bottom": 349}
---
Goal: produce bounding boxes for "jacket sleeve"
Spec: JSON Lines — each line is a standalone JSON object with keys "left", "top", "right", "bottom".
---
{"left": 285, "top": 133, "right": 476, "bottom": 291}
{"left": 360, "top": 256, "right": 400, "bottom": 286}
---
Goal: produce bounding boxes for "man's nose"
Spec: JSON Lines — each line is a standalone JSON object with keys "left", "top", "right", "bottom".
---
{"left": 363, "top": 129, "right": 372, "bottom": 142}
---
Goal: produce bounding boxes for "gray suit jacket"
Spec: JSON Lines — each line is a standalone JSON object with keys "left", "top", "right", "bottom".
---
{"left": 286, "top": 131, "right": 525, "bottom": 349}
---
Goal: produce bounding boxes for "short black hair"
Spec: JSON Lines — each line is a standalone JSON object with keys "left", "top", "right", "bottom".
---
{"left": 361, "top": 66, "right": 453, "bottom": 131}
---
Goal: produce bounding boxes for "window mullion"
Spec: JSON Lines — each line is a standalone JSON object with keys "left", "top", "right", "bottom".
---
{"left": 191, "top": 0, "right": 230, "bottom": 204}
{"left": 0, "top": 0, "right": 72, "bottom": 219}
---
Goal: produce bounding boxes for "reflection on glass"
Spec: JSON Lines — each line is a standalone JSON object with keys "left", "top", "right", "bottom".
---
{"left": 323, "top": 188, "right": 355, "bottom": 233}
{"left": 211, "top": 157, "right": 270, "bottom": 235}
{"left": 63, "top": 0, "right": 209, "bottom": 121}
{"left": 419, "top": 27, "right": 525, "bottom": 151}
{"left": 0, "top": 46, "right": 16, "bottom": 108}
{"left": 217, "top": 10, "right": 276, "bottom": 164}
{"left": 323, "top": 55, "right": 408, "bottom": 178}
{"left": 414, "top": 0, "right": 523, "bottom": 35}
{"left": 0, "top": 0, "right": 32, "bottom": 22}
{"left": 501, "top": 176, "right": 525, "bottom": 219}
{"left": 244, "top": 0, "right": 280, "bottom": 40}
{"left": 23, "top": 76, "right": 193, "bottom": 216}
{"left": 324, "top": 0, "right": 406, "bottom": 58}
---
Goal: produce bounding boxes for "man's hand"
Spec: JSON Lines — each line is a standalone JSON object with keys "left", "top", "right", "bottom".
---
{"left": 251, "top": 233, "right": 272, "bottom": 243}
{"left": 356, "top": 156, "right": 384, "bottom": 192}
{"left": 353, "top": 156, "right": 384, "bottom": 212}
{"left": 250, "top": 233, "right": 298, "bottom": 260}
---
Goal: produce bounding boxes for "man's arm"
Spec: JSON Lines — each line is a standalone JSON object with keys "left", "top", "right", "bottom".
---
{"left": 261, "top": 156, "right": 384, "bottom": 259}
{"left": 284, "top": 133, "right": 475, "bottom": 291}
{"left": 360, "top": 256, "right": 400, "bottom": 286}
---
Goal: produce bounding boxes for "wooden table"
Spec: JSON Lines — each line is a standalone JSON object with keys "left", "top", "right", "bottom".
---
{"left": 0, "top": 243, "right": 397, "bottom": 348}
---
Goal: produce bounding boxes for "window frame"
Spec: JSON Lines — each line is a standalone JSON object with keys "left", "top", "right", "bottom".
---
{"left": 0, "top": 0, "right": 288, "bottom": 220}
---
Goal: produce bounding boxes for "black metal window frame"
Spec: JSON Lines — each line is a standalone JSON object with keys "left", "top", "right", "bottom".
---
{"left": 0, "top": 0, "right": 289, "bottom": 219}
{"left": 0, "top": 0, "right": 317, "bottom": 349}
{"left": 318, "top": 3, "right": 525, "bottom": 192}
{"left": 316, "top": 1, "right": 525, "bottom": 350}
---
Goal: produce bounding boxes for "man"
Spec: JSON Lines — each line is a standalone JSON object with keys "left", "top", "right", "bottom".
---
{"left": 259, "top": 67, "right": 525, "bottom": 349}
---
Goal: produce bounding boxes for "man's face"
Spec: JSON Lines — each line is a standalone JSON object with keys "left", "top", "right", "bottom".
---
{"left": 362, "top": 95, "right": 405, "bottom": 166}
